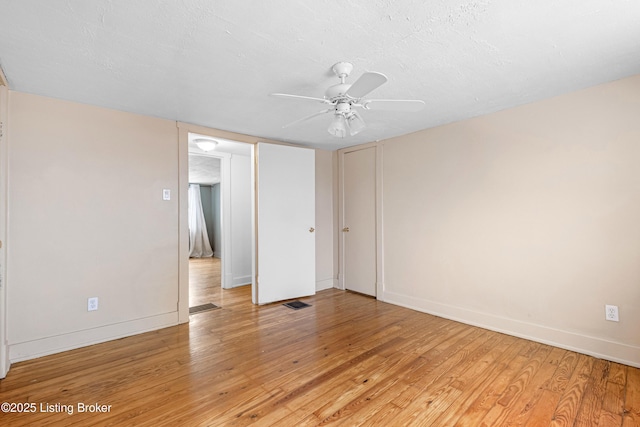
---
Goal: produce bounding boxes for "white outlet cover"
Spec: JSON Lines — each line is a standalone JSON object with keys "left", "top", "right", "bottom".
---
{"left": 605, "top": 304, "right": 619, "bottom": 322}
{"left": 88, "top": 297, "right": 99, "bottom": 311}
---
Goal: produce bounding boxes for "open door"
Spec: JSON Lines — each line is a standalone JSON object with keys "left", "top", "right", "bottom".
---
{"left": 254, "top": 143, "right": 315, "bottom": 304}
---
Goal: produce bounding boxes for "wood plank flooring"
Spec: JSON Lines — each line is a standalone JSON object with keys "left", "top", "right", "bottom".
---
{"left": 0, "top": 261, "right": 638, "bottom": 426}
{"left": 189, "top": 256, "right": 222, "bottom": 308}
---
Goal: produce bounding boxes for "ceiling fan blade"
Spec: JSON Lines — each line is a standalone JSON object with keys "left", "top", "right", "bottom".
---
{"left": 362, "top": 99, "right": 425, "bottom": 112}
{"left": 282, "top": 108, "right": 333, "bottom": 128}
{"left": 270, "top": 93, "right": 329, "bottom": 103}
{"left": 345, "top": 72, "right": 388, "bottom": 99}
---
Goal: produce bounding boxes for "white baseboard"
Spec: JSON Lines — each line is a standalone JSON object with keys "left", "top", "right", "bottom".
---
{"left": 381, "top": 290, "right": 640, "bottom": 368}
{"left": 9, "top": 312, "right": 178, "bottom": 363}
{"left": 0, "top": 343, "right": 9, "bottom": 379}
{"left": 316, "top": 278, "right": 335, "bottom": 291}
{"left": 231, "top": 275, "right": 252, "bottom": 288}
{"left": 223, "top": 272, "right": 234, "bottom": 289}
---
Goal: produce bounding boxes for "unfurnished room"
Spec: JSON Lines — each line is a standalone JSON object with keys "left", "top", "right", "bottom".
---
{"left": 0, "top": 1, "right": 638, "bottom": 426}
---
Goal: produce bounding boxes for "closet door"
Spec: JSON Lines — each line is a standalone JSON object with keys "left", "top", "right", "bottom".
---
{"left": 0, "top": 84, "right": 7, "bottom": 377}
{"left": 343, "top": 146, "right": 377, "bottom": 296}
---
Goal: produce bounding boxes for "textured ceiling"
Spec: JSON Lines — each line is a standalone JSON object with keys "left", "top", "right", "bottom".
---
{"left": 189, "top": 154, "right": 221, "bottom": 185}
{"left": 1, "top": 1, "right": 640, "bottom": 150}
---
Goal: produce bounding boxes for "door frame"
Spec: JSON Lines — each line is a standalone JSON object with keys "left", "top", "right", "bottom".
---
{"left": 177, "top": 123, "right": 295, "bottom": 321}
{"left": 177, "top": 123, "right": 258, "bottom": 322}
{"left": 337, "top": 141, "right": 384, "bottom": 298}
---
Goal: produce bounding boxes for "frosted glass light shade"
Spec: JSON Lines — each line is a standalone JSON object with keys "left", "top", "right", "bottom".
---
{"left": 328, "top": 115, "right": 348, "bottom": 138}
{"left": 195, "top": 138, "right": 218, "bottom": 151}
{"left": 346, "top": 112, "right": 365, "bottom": 135}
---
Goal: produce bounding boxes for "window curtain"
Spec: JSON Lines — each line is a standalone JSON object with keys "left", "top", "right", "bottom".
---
{"left": 188, "top": 184, "right": 213, "bottom": 258}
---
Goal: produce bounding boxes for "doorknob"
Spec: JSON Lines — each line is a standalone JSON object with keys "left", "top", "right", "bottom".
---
{"left": 309, "top": 227, "right": 315, "bottom": 233}
{"left": 342, "top": 227, "right": 350, "bottom": 232}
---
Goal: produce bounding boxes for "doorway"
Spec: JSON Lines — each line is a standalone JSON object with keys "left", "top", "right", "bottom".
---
{"left": 178, "top": 126, "right": 318, "bottom": 321}
{"left": 187, "top": 133, "right": 253, "bottom": 310}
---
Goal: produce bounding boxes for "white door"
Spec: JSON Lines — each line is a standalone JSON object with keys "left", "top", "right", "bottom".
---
{"left": 343, "top": 146, "right": 377, "bottom": 296}
{"left": 0, "top": 84, "right": 7, "bottom": 377}
{"left": 255, "top": 143, "right": 315, "bottom": 304}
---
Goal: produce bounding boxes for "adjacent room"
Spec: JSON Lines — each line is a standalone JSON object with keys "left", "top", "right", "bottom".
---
{"left": 187, "top": 133, "right": 254, "bottom": 311}
{"left": 0, "top": 1, "right": 638, "bottom": 425}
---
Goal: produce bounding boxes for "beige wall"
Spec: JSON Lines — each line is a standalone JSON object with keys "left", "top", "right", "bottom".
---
{"left": 6, "top": 93, "right": 339, "bottom": 362}
{"left": 381, "top": 75, "right": 640, "bottom": 366}
{"left": 229, "top": 153, "right": 253, "bottom": 286}
{"left": 7, "top": 92, "right": 180, "bottom": 361}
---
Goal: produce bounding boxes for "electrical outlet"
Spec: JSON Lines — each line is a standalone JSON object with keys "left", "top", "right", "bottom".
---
{"left": 88, "top": 297, "right": 99, "bottom": 312}
{"left": 605, "top": 304, "right": 619, "bottom": 322}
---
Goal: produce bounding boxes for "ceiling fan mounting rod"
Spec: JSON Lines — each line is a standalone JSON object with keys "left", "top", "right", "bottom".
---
{"left": 332, "top": 62, "right": 353, "bottom": 83}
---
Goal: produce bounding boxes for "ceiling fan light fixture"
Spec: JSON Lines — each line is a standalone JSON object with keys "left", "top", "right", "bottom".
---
{"left": 194, "top": 138, "right": 218, "bottom": 152}
{"left": 273, "top": 61, "right": 424, "bottom": 139}
{"left": 346, "top": 112, "right": 366, "bottom": 136}
{"left": 328, "top": 114, "right": 348, "bottom": 138}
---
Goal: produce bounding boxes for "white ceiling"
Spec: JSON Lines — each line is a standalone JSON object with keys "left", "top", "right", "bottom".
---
{"left": 189, "top": 154, "right": 221, "bottom": 185}
{"left": 1, "top": 1, "right": 639, "bottom": 151}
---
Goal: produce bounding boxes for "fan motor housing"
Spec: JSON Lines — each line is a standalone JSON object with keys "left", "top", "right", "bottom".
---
{"left": 335, "top": 102, "right": 351, "bottom": 114}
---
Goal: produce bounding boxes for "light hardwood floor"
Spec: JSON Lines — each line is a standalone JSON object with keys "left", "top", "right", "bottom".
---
{"left": 0, "top": 261, "right": 638, "bottom": 426}
{"left": 189, "top": 256, "right": 223, "bottom": 309}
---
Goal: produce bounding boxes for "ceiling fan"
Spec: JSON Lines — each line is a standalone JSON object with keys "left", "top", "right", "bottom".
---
{"left": 270, "top": 62, "right": 425, "bottom": 138}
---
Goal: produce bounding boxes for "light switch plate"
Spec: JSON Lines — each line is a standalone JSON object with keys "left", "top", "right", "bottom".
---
{"left": 162, "top": 189, "right": 171, "bottom": 201}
